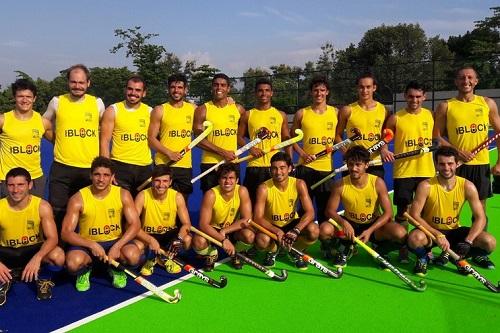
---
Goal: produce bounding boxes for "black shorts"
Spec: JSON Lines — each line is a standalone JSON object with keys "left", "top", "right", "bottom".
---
{"left": 67, "top": 239, "right": 135, "bottom": 260}
{"left": 456, "top": 164, "right": 491, "bottom": 200}
{"left": 200, "top": 163, "right": 240, "bottom": 193}
{"left": 149, "top": 228, "right": 179, "bottom": 247}
{"left": 341, "top": 217, "right": 377, "bottom": 242}
{"left": 294, "top": 165, "right": 332, "bottom": 192}
{"left": 112, "top": 159, "right": 152, "bottom": 198}
{"left": 279, "top": 218, "right": 300, "bottom": 233}
{"left": 170, "top": 167, "right": 193, "bottom": 195}
{"left": 243, "top": 167, "right": 271, "bottom": 202}
{"left": 0, "top": 175, "right": 46, "bottom": 199}
{"left": 393, "top": 177, "right": 429, "bottom": 210}
{"left": 0, "top": 243, "right": 42, "bottom": 269}
{"left": 422, "top": 227, "right": 471, "bottom": 251}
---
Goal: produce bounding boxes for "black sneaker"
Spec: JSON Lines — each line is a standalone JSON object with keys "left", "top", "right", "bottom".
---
{"left": 232, "top": 256, "right": 243, "bottom": 270}
{"left": 472, "top": 255, "right": 495, "bottom": 270}
{"left": 333, "top": 253, "right": 347, "bottom": 268}
{"left": 245, "top": 246, "right": 257, "bottom": 259}
{"left": 290, "top": 252, "right": 308, "bottom": 270}
{"left": 433, "top": 252, "right": 450, "bottom": 266}
{"left": 0, "top": 280, "right": 12, "bottom": 306}
{"left": 36, "top": 279, "right": 55, "bottom": 300}
{"left": 204, "top": 253, "right": 218, "bottom": 272}
{"left": 263, "top": 251, "right": 278, "bottom": 267}
{"left": 413, "top": 258, "right": 428, "bottom": 277}
{"left": 320, "top": 240, "right": 334, "bottom": 260}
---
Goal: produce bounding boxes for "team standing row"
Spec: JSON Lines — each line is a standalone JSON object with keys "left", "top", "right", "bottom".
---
{"left": 0, "top": 64, "right": 498, "bottom": 304}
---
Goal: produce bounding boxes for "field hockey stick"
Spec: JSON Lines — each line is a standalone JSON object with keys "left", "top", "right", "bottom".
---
{"left": 107, "top": 257, "right": 182, "bottom": 303}
{"left": 249, "top": 221, "right": 343, "bottom": 279}
{"left": 190, "top": 226, "right": 288, "bottom": 282}
{"left": 310, "top": 164, "right": 349, "bottom": 190}
{"left": 328, "top": 218, "right": 427, "bottom": 291}
{"left": 191, "top": 127, "right": 271, "bottom": 183}
{"left": 471, "top": 131, "right": 500, "bottom": 155}
{"left": 137, "top": 121, "right": 214, "bottom": 191}
{"left": 233, "top": 129, "right": 304, "bottom": 164}
{"left": 367, "top": 144, "right": 440, "bottom": 167}
{"left": 404, "top": 213, "right": 500, "bottom": 293}
{"left": 295, "top": 128, "right": 362, "bottom": 167}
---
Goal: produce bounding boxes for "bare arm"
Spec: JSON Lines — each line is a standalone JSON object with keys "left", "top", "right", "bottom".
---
{"left": 147, "top": 105, "right": 181, "bottom": 161}
{"left": 464, "top": 180, "right": 486, "bottom": 243}
{"left": 113, "top": 189, "right": 141, "bottom": 249}
{"left": 199, "top": 190, "right": 225, "bottom": 242}
{"left": 291, "top": 109, "right": 309, "bottom": 160}
{"left": 61, "top": 193, "right": 99, "bottom": 249}
{"left": 193, "top": 104, "right": 234, "bottom": 159}
{"left": 42, "top": 117, "right": 54, "bottom": 143}
{"left": 221, "top": 186, "right": 252, "bottom": 235}
{"left": 253, "top": 184, "right": 284, "bottom": 238}
{"left": 99, "top": 106, "right": 115, "bottom": 158}
{"left": 294, "top": 179, "right": 315, "bottom": 231}
{"left": 381, "top": 114, "right": 396, "bottom": 162}
{"left": 279, "top": 110, "right": 293, "bottom": 158}
{"left": 359, "top": 178, "right": 393, "bottom": 241}
{"left": 175, "top": 192, "right": 191, "bottom": 238}
{"left": 486, "top": 97, "right": 500, "bottom": 171}
{"left": 335, "top": 105, "right": 351, "bottom": 153}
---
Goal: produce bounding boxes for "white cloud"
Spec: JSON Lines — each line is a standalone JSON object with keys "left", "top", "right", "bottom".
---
{"left": 181, "top": 51, "right": 214, "bottom": 67}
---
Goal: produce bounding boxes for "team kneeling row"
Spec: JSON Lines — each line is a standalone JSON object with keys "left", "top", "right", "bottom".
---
{"left": 0, "top": 145, "right": 496, "bottom": 305}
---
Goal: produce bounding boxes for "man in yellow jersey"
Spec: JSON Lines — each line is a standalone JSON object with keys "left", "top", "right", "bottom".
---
{"left": 192, "top": 163, "right": 253, "bottom": 271}
{"left": 292, "top": 76, "right": 337, "bottom": 223}
{"left": 381, "top": 81, "right": 435, "bottom": 263}
{"left": 133, "top": 165, "right": 191, "bottom": 276}
{"left": 0, "top": 79, "right": 53, "bottom": 198}
{"left": 253, "top": 152, "right": 317, "bottom": 270}
{"left": 0, "top": 167, "right": 64, "bottom": 305}
{"left": 193, "top": 73, "right": 245, "bottom": 192}
{"left": 62, "top": 157, "right": 141, "bottom": 291}
{"left": 148, "top": 74, "right": 196, "bottom": 199}
{"left": 237, "top": 78, "right": 291, "bottom": 203}
{"left": 408, "top": 146, "right": 496, "bottom": 276}
{"left": 335, "top": 72, "right": 390, "bottom": 179}
{"left": 320, "top": 146, "right": 406, "bottom": 268}
{"left": 43, "top": 64, "right": 105, "bottom": 229}
{"left": 433, "top": 66, "right": 500, "bottom": 269}
{"left": 100, "top": 75, "right": 152, "bottom": 198}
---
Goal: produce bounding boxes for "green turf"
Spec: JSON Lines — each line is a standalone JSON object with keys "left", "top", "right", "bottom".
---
{"left": 73, "top": 151, "right": 500, "bottom": 333}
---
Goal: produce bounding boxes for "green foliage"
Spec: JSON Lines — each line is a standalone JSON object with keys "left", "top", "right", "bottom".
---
{"left": 87, "top": 67, "right": 133, "bottom": 107}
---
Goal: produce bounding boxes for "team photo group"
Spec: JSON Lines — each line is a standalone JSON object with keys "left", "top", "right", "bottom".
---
{"left": 1, "top": 62, "right": 499, "bottom": 306}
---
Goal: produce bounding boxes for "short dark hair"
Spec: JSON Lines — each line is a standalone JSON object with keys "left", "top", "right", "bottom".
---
{"left": 127, "top": 75, "right": 146, "bottom": 89}
{"left": 270, "top": 152, "right": 293, "bottom": 167}
{"left": 434, "top": 146, "right": 459, "bottom": 163}
{"left": 67, "top": 64, "right": 90, "bottom": 81}
{"left": 404, "top": 81, "right": 426, "bottom": 94}
{"left": 167, "top": 73, "right": 188, "bottom": 87}
{"left": 344, "top": 146, "right": 370, "bottom": 163}
{"left": 152, "top": 164, "right": 173, "bottom": 180}
{"left": 309, "top": 76, "right": 329, "bottom": 91}
{"left": 212, "top": 73, "right": 230, "bottom": 86}
{"left": 217, "top": 163, "right": 239, "bottom": 179}
{"left": 356, "top": 72, "right": 377, "bottom": 86}
{"left": 255, "top": 78, "right": 273, "bottom": 91}
{"left": 455, "top": 66, "right": 479, "bottom": 79}
{"left": 90, "top": 156, "right": 115, "bottom": 174}
{"left": 11, "top": 79, "right": 37, "bottom": 97}
{"left": 5, "top": 167, "right": 31, "bottom": 183}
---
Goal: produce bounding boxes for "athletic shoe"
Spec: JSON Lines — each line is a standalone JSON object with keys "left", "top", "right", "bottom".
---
{"left": 164, "top": 259, "right": 182, "bottom": 274}
{"left": 290, "top": 252, "right": 308, "bottom": 270}
{"left": 0, "top": 280, "right": 11, "bottom": 306}
{"left": 472, "top": 255, "right": 496, "bottom": 270}
{"left": 75, "top": 269, "right": 91, "bottom": 292}
{"left": 263, "top": 251, "right": 278, "bottom": 267}
{"left": 333, "top": 253, "right": 347, "bottom": 268}
{"left": 232, "top": 256, "right": 243, "bottom": 270}
{"left": 378, "top": 254, "right": 391, "bottom": 272}
{"left": 320, "top": 240, "right": 334, "bottom": 260}
{"left": 36, "top": 279, "right": 55, "bottom": 300}
{"left": 245, "top": 246, "right": 257, "bottom": 259}
{"left": 140, "top": 258, "right": 156, "bottom": 276}
{"left": 204, "top": 253, "right": 218, "bottom": 272}
{"left": 398, "top": 246, "right": 409, "bottom": 264}
{"left": 109, "top": 269, "right": 127, "bottom": 288}
{"left": 433, "top": 252, "right": 450, "bottom": 267}
{"left": 413, "top": 258, "right": 428, "bottom": 277}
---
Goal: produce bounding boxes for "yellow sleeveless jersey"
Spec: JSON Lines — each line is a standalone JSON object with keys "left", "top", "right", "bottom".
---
{"left": 0, "top": 111, "right": 45, "bottom": 180}
{"left": 299, "top": 106, "right": 337, "bottom": 171}
{"left": 0, "top": 196, "right": 43, "bottom": 248}
{"left": 54, "top": 94, "right": 99, "bottom": 168}
{"left": 422, "top": 176, "right": 466, "bottom": 230}
{"left": 346, "top": 102, "right": 386, "bottom": 153}
{"left": 247, "top": 107, "right": 283, "bottom": 167}
{"left": 78, "top": 185, "right": 123, "bottom": 242}
{"left": 393, "top": 108, "right": 435, "bottom": 178}
{"left": 111, "top": 101, "right": 152, "bottom": 166}
{"left": 202, "top": 101, "right": 240, "bottom": 164}
{"left": 446, "top": 96, "right": 490, "bottom": 165}
{"left": 141, "top": 187, "right": 178, "bottom": 234}
{"left": 341, "top": 174, "right": 381, "bottom": 224}
{"left": 210, "top": 185, "right": 241, "bottom": 229}
{"left": 155, "top": 102, "right": 195, "bottom": 168}
{"left": 264, "top": 177, "right": 298, "bottom": 228}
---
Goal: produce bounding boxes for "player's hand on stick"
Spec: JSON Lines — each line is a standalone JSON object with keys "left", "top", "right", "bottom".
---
{"left": 434, "top": 234, "right": 450, "bottom": 252}
{"left": 458, "top": 149, "right": 474, "bottom": 163}
{"left": 341, "top": 220, "right": 355, "bottom": 241}
{"left": 455, "top": 240, "right": 472, "bottom": 259}
{"left": 220, "top": 149, "right": 237, "bottom": 162}
{"left": 107, "top": 244, "right": 122, "bottom": 262}
{"left": 166, "top": 150, "right": 183, "bottom": 162}
{"left": 381, "top": 148, "right": 394, "bottom": 162}
{"left": 166, "top": 237, "right": 183, "bottom": 258}
{"left": 358, "top": 229, "right": 373, "bottom": 243}
{"left": 282, "top": 229, "right": 299, "bottom": 250}
{"left": 221, "top": 238, "right": 235, "bottom": 256}
{"left": 301, "top": 152, "right": 316, "bottom": 164}
{"left": 0, "top": 262, "right": 12, "bottom": 284}
{"left": 89, "top": 242, "right": 107, "bottom": 261}
{"left": 148, "top": 236, "right": 161, "bottom": 254}
{"left": 249, "top": 146, "right": 265, "bottom": 158}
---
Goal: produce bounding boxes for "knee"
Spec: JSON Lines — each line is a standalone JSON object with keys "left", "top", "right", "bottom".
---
{"left": 192, "top": 235, "right": 208, "bottom": 251}
{"left": 239, "top": 229, "right": 255, "bottom": 244}
{"left": 304, "top": 223, "right": 319, "bottom": 241}
{"left": 392, "top": 224, "right": 408, "bottom": 243}
{"left": 183, "top": 234, "right": 192, "bottom": 250}
{"left": 407, "top": 230, "right": 427, "bottom": 249}
{"left": 121, "top": 245, "right": 141, "bottom": 266}
{"left": 65, "top": 252, "right": 88, "bottom": 273}
{"left": 255, "top": 233, "right": 271, "bottom": 250}
{"left": 47, "top": 246, "right": 65, "bottom": 267}
{"left": 319, "top": 222, "right": 335, "bottom": 240}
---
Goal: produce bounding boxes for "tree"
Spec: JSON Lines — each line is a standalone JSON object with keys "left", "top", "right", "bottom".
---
{"left": 87, "top": 67, "right": 133, "bottom": 107}
{"left": 240, "top": 67, "right": 271, "bottom": 107}
{"left": 184, "top": 63, "right": 220, "bottom": 104}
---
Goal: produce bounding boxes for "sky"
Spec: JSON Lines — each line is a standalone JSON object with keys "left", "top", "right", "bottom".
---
{"left": 0, "top": 0, "right": 497, "bottom": 88}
